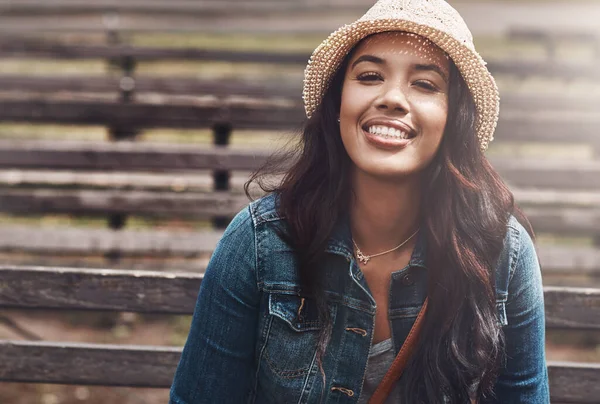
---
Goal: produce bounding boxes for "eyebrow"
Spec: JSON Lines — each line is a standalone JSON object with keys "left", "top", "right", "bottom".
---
{"left": 350, "top": 54, "right": 448, "bottom": 84}
{"left": 350, "top": 54, "right": 385, "bottom": 70}
{"left": 414, "top": 63, "right": 449, "bottom": 84}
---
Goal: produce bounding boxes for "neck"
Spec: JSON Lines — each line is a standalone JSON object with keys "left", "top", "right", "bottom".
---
{"left": 350, "top": 170, "right": 422, "bottom": 256}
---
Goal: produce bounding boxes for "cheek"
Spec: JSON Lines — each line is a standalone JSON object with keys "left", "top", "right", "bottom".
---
{"left": 418, "top": 98, "right": 448, "bottom": 138}
{"left": 340, "top": 82, "right": 377, "bottom": 119}
{"left": 340, "top": 86, "right": 360, "bottom": 118}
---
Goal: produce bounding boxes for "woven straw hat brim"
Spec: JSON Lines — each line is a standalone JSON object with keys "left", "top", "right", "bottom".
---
{"left": 302, "top": 19, "right": 499, "bottom": 152}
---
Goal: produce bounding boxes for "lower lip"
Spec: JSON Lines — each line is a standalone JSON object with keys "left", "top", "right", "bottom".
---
{"left": 363, "top": 129, "right": 415, "bottom": 150}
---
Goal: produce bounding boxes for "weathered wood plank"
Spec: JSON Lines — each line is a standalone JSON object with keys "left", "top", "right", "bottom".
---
{"left": 3, "top": 75, "right": 600, "bottom": 114}
{"left": 537, "top": 246, "right": 600, "bottom": 275}
{"left": 0, "top": 98, "right": 304, "bottom": 130}
{"left": 0, "top": 0, "right": 370, "bottom": 16}
{"left": 2, "top": 37, "right": 600, "bottom": 80}
{"left": 489, "top": 157, "right": 600, "bottom": 191}
{"left": 0, "top": 266, "right": 202, "bottom": 314}
{"left": 513, "top": 189, "right": 600, "bottom": 210}
{"left": 508, "top": 28, "right": 599, "bottom": 45}
{"left": 0, "top": 39, "right": 310, "bottom": 64}
{"left": 1, "top": 170, "right": 598, "bottom": 210}
{"left": 0, "top": 226, "right": 223, "bottom": 256}
{"left": 2, "top": 75, "right": 600, "bottom": 114}
{"left": 525, "top": 208, "right": 600, "bottom": 237}
{"left": 0, "top": 98, "right": 597, "bottom": 144}
{"left": 544, "top": 286, "right": 600, "bottom": 329}
{"left": 0, "top": 189, "right": 250, "bottom": 218}
{"left": 0, "top": 75, "right": 301, "bottom": 99}
{"left": 548, "top": 361, "right": 600, "bottom": 404}
{"left": 2, "top": 188, "right": 600, "bottom": 235}
{"left": 0, "top": 15, "right": 353, "bottom": 35}
{"left": 0, "top": 226, "right": 597, "bottom": 273}
{"left": 0, "top": 169, "right": 219, "bottom": 191}
{"left": 0, "top": 140, "right": 272, "bottom": 171}
{"left": 0, "top": 345, "right": 598, "bottom": 402}
{"left": 0, "top": 340, "right": 182, "bottom": 387}
{"left": 0, "top": 141, "right": 598, "bottom": 189}
{"left": 1, "top": 266, "right": 599, "bottom": 328}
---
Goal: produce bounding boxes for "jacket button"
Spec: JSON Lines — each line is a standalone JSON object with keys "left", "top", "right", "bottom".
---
{"left": 401, "top": 273, "right": 415, "bottom": 286}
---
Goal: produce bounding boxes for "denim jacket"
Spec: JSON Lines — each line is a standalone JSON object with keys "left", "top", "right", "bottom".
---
{"left": 170, "top": 193, "right": 549, "bottom": 403}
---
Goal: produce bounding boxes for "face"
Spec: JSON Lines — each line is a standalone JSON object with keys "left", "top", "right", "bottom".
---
{"left": 339, "top": 31, "right": 450, "bottom": 180}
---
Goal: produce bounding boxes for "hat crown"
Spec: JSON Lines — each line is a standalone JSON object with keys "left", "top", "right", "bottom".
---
{"left": 359, "top": 0, "right": 474, "bottom": 51}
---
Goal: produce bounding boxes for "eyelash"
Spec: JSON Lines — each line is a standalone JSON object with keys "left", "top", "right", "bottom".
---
{"left": 414, "top": 80, "right": 439, "bottom": 91}
{"left": 356, "top": 73, "right": 439, "bottom": 92}
{"left": 356, "top": 72, "right": 382, "bottom": 81}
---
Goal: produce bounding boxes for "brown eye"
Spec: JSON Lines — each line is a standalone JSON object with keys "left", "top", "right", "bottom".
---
{"left": 414, "top": 80, "right": 439, "bottom": 92}
{"left": 357, "top": 72, "right": 383, "bottom": 82}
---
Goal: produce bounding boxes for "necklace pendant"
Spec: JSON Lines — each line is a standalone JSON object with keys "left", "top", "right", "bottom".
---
{"left": 356, "top": 249, "right": 370, "bottom": 265}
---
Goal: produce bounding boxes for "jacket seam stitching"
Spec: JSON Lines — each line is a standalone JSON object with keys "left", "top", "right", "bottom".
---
{"left": 252, "top": 313, "right": 273, "bottom": 401}
{"left": 507, "top": 224, "right": 523, "bottom": 286}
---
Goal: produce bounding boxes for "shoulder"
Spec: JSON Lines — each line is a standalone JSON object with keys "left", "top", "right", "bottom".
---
{"left": 495, "top": 214, "right": 541, "bottom": 302}
{"left": 504, "top": 214, "right": 537, "bottom": 283}
{"left": 496, "top": 215, "right": 534, "bottom": 275}
{"left": 248, "top": 192, "right": 285, "bottom": 226}
{"left": 219, "top": 193, "right": 284, "bottom": 240}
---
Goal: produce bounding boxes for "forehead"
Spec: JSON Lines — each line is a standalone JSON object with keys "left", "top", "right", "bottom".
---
{"left": 350, "top": 31, "right": 449, "bottom": 69}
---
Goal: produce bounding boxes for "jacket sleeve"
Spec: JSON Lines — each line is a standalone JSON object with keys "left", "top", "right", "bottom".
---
{"left": 170, "top": 207, "right": 260, "bottom": 404}
{"left": 490, "top": 224, "right": 550, "bottom": 403}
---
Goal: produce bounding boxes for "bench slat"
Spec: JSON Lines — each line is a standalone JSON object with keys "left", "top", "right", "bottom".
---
{"left": 1, "top": 98, "right": 598, "bottom": 143}
{"left": 0, "top": 266, "right": 202, "bottom": 314}
{"left": 1, "top": 75, "right": 599, "bottom": 115}
{"left": 0, "top": 39, "right": 311, "bottom": 64}
{"left": 1, "top": 266, "right": 599, "bottom": 328}
{"left": 0, "top": 140, "right": 272, "bottom": 171}
{"left": 0, "top": 141, "right": 598, "bottom": 189}
{"left": 0, "top": 189, "right": 250, "bottom": 218}
{"left": 1, "top": 189, "right": 599, "bottom": 236}
{"left": 0, "top": 342, "right": 598, "bottom": 402}
{"left": 1, "top": 38, "right": 600, "bottom": 81}
{"left": 0, "top": 0, "right": 370, "bottom": 15}
{"left": 0, "top": 226, "right": 222, "bottom": 256}
{"left": 0, "top": 226, "right": 598, "bottom": 273}
{"left": 2, "top": 169, "right": 600, "bottom": 209}
{"left": 544, "top": 287, "right": 600, "bottom": 329}
{"left": 0, "top": 98, "right": 304, "bottom": 130}
{"left": 0, "top": 169, "right": 221, "bottom": 191}
{"left": 0, "top": 340, "right": 181, "bottom": 387}
{"left": 548, "top": 361, "right": 600, "bottom": 404}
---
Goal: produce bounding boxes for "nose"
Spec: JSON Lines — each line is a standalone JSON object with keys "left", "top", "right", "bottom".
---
{"left": 376, "top": 84, "right": 409, "bottom": 114}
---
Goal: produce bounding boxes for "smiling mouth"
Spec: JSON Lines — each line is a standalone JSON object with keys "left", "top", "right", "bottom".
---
{"left": 361, "top": 124, "right": 417, "bottom": 140}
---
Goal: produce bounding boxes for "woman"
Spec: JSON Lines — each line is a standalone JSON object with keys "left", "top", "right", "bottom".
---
{"left": 170, "top": 0, "right": 549, "bottom": 403}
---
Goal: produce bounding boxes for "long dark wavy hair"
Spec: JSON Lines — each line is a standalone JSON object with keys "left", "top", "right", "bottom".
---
{"left": 246, "top": 37, "right": 534, "bottom": 403}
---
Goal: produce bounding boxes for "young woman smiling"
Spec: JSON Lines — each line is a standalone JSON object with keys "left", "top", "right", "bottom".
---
{"left": 170, "top": 1, "right": 550, "bottom": 403}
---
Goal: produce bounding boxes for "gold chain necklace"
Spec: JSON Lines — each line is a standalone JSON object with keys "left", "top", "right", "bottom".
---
{"left": 352, "top": 228, "right": 420, "bottom": 265}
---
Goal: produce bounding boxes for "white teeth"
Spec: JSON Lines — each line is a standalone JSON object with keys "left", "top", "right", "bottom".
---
{"left": 366, "top": 125, "right": 409, "bottom": 139}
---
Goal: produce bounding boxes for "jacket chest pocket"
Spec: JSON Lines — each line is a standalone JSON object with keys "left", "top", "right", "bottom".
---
{"left": 262, "top": 293, "right": 337, "bottom": 379}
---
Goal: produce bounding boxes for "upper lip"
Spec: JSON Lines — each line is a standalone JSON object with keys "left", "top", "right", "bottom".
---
{"left": 362, "top": 118, "right": 417, "bottom": 137}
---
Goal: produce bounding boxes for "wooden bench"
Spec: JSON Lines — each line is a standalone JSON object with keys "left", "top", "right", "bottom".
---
{"left": 0, "top": 3, "right": 599, "bottom": 401}
{"left": 0, "top": 267, "right": 599, "bottom": 403}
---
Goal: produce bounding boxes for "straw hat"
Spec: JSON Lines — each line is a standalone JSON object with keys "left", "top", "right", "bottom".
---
{"left": 302, "top": 0, "right": 499, "bottom": 152}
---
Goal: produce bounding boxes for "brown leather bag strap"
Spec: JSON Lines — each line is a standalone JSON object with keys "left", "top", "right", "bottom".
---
{"left": 368, "top": 297, "right": 429, "bottom": 404}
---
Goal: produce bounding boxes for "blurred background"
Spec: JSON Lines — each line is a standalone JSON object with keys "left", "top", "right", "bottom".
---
{"left": 0, "top": 0, "right": 599, "bottom": 403}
